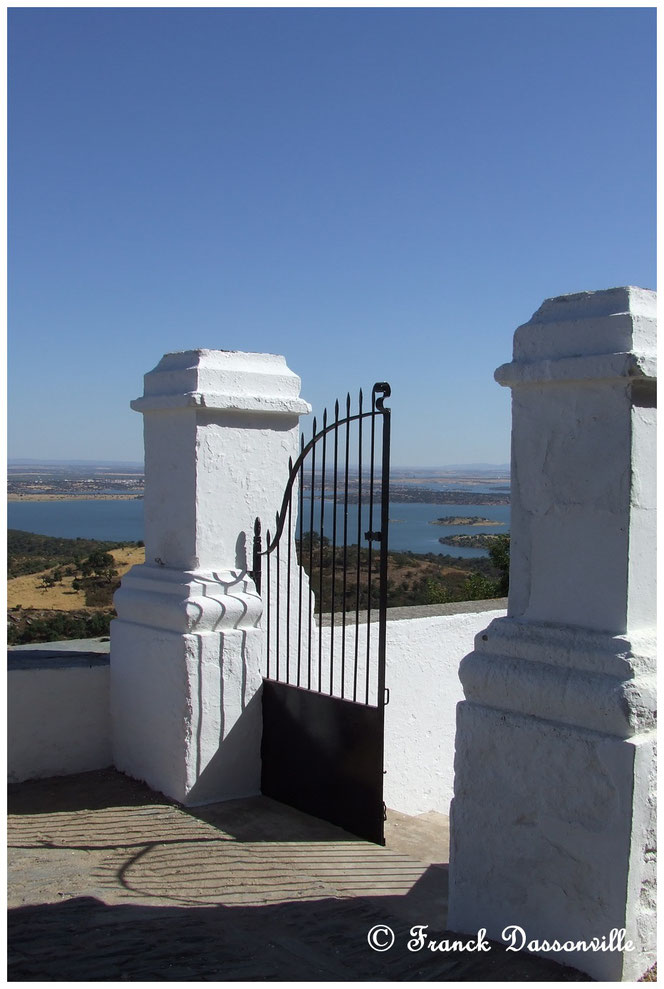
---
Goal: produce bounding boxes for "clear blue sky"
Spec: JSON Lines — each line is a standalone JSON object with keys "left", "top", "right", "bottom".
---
{"left": 8, "top": 7, "right": 656, "bottom": 467}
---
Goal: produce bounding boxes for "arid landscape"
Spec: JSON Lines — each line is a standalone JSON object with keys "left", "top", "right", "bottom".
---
{"left": 7, "top": 545, "right": 145, "bottom": 611}
{"left": 7, "top": 531, "right": 506, "bottom": 645}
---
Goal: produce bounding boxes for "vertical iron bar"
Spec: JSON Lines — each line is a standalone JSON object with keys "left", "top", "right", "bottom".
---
{"left": 265, "top": 528, "right": 271, "bottom": 679}
{"left": 376, "top": 387, "right": 391, "bottom": 848}
{"left": 286, "top": 458, "right": 292, "bottom": 684}
{"left": 341, "top": 393, "right": 351, "bottom": 699}
{"left": 330, "top": 400, "right": 339, "bottom": 695}
{"left": 297, "top": 433, "right": 304, "bottom": 687}
{"left": 318, "top": 409, "right": 327, "bottom": 692}
{"left": 275, "top": 513, "right": 281, "bottom": 681}
{"left": 377, "top": 399, "right": 391, "bottom": 713}
{"left": 353, "top": 389, "right": 363, "bottom": 702}
{"left": 308, "top": 417, "right": 316, "bottom": 691}
{"left": 365, "top": 393, "right": 377, "bottom": 704}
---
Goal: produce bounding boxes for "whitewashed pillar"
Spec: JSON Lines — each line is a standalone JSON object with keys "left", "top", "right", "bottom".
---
{"left": 448, "top": 288, "right": 656, "bottom": 981}
{"left": 110, "top": 350, "right": 310, "bottom": 805}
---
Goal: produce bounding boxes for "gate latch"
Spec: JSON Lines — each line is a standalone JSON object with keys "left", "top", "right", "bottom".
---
{"left": 364, "top": 530, "right": 382, "bottom": 542}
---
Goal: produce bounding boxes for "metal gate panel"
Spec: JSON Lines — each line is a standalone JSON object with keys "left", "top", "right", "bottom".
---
{"left": 261, "top": 680, "right": 384, "bottom": 844}
{"left": 254, "top": 383, "right": 391, "bottom": 845}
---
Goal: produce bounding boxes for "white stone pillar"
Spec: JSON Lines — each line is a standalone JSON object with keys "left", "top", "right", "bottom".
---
{"left": 447, "top": 288, "right": 656, "bottom": 981}
{"left": 110, "top": 350, "right": 310, "bottom": 806}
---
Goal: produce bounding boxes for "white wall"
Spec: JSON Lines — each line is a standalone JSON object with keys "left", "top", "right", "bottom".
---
{"left": 8, "top": 662, "right": 112, "bottom": 783}
{"left": 9, "top": 604, "right": 504, "bottom": 808}
{"left": 383, "top": 606, "right": 506, "bottom": 815}
{"left": 255, "top": 598, "right": 507, "bottom": 816}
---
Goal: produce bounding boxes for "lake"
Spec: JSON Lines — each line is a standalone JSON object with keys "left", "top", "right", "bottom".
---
{"left": 7, "top": 497, "right": 510, "bottom": 558}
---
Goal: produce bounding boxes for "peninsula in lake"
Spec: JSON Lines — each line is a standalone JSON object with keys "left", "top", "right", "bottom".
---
{"left": 430, "top": 516, "right": 504, "bottom": 526}
{"left": 440, "top": 532, "right": 509, "bottom": 549}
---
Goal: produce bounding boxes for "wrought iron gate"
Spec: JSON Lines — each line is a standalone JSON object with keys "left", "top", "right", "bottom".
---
{"left": 253, "top": 383, "right": 391, "bottom": 844}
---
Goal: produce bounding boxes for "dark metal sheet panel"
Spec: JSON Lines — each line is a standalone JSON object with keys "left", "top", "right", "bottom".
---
{"left": 261, "top": 679, "right": 385, "bottom": 845}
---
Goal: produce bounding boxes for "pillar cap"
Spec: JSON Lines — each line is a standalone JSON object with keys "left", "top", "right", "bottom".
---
{"left": 495, "top": 286, "right": 657, "bottom": 387}
{"left": 131, "top": 349, "right": 312, "bottom": 415}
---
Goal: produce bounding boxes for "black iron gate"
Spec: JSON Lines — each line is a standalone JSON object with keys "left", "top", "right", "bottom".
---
{"left": 253, "top": 383, "right": 391, "bottom": 844}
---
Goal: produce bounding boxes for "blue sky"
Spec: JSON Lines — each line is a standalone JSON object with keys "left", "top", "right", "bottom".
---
{"left": 8, "top": 7, "right": 656, "bottom": 467}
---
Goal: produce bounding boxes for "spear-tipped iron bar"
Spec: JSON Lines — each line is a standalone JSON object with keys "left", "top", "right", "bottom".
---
{"left": 341, "top": 393, "right": 351, "bottom": 699}
{"left": 353, "top": 388, "right": 363, "bottom": 702}
{"left": 318, "top": 409, "right": 327, "bottom": 693}
{"left": 330, "top": 400, "right": 339, "bottom": 695}
{"left": 377, "top": 397, "right": 391, "bottom": 713}
{"left": 286, "top": 459, "right": 292, "bottom": 684}
{"left": 297, "top": 433, "right": 304, "bottom": 687}
{"left": 275, "top": 517, "right": 281, "bottom": 681}
{"left": 308, "top": 418, "right": 316, "bottom": 690}
{"left": 365, "top": 394, "right": 377, "bottom": 704}
{"left": 266, "top": 528, "right": 271, "bottom": 679}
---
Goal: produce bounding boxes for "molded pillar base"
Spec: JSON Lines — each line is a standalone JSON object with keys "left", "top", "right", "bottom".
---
{"left": 111, "top": 565, "right": 263, "bottom": 805}
{"left": 448, "top": 619, "right": 656, "bottom": 982}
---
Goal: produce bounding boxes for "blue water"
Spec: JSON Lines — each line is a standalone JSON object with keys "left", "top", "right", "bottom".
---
{"left": 8, "top": 499, "right": 145, "bottom": 543}
{"left": 297, "top": 497, "right": 509, "bottom": 557}
{"left": 8, "top": 497, "right": 509, "bottom": 558}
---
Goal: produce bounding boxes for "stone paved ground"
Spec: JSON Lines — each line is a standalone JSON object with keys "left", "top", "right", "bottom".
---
{"left": 8, "top": 769, "right": 591, "bottom": 982}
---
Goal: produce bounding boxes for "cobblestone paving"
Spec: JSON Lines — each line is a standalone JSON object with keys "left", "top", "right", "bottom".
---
{"left": 8, "top": 769, "right": 591, "bottom": 982}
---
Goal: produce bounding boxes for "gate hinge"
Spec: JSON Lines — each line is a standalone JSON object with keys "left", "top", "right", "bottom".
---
{"left": 384, "top": 687, "right": 390, "bottom": 706}
{"left": 364, "top": 530, "right": 382, "bottom": 542}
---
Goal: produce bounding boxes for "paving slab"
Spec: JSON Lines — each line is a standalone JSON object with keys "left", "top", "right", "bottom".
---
{"left": 8, "top": 768, "right": 590, "bottom": 981}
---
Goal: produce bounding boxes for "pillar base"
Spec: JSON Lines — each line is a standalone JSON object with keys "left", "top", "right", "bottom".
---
{"left": 448, "top": 617, "right": 656, "bottom": 981}
{"left": 110, "top": 564, "right": 263, "bottom": 805}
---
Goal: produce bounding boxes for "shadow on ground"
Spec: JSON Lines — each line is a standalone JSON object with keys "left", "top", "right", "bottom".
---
{"left": 9, "top": 895, "right": 592, "bottom": 982}
{"left": 8, "top": 769, "right": 591, "bottom": 982}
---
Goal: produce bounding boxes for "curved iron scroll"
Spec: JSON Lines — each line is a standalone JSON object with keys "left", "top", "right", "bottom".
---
{"left": 256, "top": 381, "right": 391, "bottom": 847}
{"left": 253, "top": 380, "right": 391, "bottom": 704}
{"left": 263, "top": 382, "right": 391, "bottom": 555}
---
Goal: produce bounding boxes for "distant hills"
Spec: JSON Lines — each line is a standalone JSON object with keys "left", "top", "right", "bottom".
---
{"left": 437, "top": 463, "right": 510, "bottom": 471}
{"left": 9, "top": 458, "right": 508, "bottom": 474}
{"left": 8, "top": 459, "right": 143, "bottom": 469}
{"left": 392, "top": 464, "right": 510, "bottom": 473}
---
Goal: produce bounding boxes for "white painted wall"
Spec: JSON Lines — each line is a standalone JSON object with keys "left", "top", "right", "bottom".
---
{"left": 8, "top": 663, "right": 111, "bottom": 782}
{"left": 383, "top": 607, "right": 506, "bottom": 815}
{"left": 9, "top": 604, "right": 504, "bottom": 814}
{"left": 269, "top": 601, "right": 507, "bottom": 814}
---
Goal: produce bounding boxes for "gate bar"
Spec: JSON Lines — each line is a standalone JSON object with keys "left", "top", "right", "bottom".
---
{"left": 376, "top": 384, "right": 391, "bottom": 709}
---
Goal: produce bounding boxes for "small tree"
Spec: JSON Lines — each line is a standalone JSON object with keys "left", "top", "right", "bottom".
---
{"left": 424, "top": 578, "right": 452, "bottom": 605}
{"left": 488, "top": 533, "right": 510, "bottom": 596}
{"left": 80, "top": 550, "right": 117, "bottom": 581}
{"left": 463, "top": 572, "right": 499, "bottom": 600}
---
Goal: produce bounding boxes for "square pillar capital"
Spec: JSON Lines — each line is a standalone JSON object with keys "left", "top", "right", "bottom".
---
{"left": 130, "top": 349, "right": 311, "bottom": 572}
{"left": 495, "top": 287, "right": 656, "bottom": 635}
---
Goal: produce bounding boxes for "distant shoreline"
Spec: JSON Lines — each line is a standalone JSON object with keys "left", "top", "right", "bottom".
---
{"left": 430, "top": 516, "right": 503, "bottom": 526}
{"left": 8, "top": 494, "right": 143, "bottom": 502}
